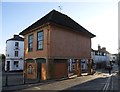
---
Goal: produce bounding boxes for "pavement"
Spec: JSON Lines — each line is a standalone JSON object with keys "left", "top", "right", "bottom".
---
{"left": 2, "top": 64, "right": 120, "bottom": 92}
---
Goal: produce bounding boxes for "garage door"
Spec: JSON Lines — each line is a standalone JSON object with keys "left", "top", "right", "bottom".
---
{"left": 53, "top": 62, "right": 67, "bottom": 79}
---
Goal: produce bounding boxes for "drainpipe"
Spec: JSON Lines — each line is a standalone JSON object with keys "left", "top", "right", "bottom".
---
{"left": 23, "top": 60, "right": 26, "bottom": 84}
{"left": 46, "top": 24, "right": 50, "bottom": 79}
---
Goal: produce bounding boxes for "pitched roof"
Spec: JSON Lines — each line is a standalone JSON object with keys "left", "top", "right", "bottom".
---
{"left": 6, "top": 35, "right": 24, "bottom": 42}
{"left": 92, "top": 48, "right": 111, "bottom": 54}
{"left": 19, "top": 9, "right": 95, "bottom": 38}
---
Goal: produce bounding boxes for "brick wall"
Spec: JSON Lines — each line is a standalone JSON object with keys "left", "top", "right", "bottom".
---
{"left": 50, "top": 24, "right": 91, "bottom": 59}
{"left": 24, "top": 23, "right": 91, "bottom": 59}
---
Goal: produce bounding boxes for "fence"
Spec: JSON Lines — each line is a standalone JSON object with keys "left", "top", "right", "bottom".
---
{"left": 2, "top": 71, "right": 40, "bottom": 87}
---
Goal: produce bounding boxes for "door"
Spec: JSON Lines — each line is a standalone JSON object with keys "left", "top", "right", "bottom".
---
{"left": 7, "top": 61, "right": 10, "bottom": 71}
{"left": 37, "top": 62, "right": 41, "bottom": 81}
{"left": 54, "top": 62, "right": 67, "bottom": 79}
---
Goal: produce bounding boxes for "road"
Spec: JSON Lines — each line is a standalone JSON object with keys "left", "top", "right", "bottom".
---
{"left": 2, "top": 64, "right": 119, "bottom": 91}
{"left": 63, "top": 64, "right": 118, "bottom": 91}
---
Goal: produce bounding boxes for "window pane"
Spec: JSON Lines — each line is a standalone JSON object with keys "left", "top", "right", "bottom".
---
{"left": 28, "top": 34, "right": 33, "bottom": 52}
{"left": 15, "top": 51, "right": 18, "bottom": 57}
{"left": 15, "top": 42, "right": 19, "bottom": 46}
{"left": 37, "top": 31, "right": 43, "bottom": 50}
{"left": 14, "top": 61, "right": 19, "bottom": 67}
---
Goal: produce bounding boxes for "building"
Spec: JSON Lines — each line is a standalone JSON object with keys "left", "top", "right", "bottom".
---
{"left": 5, "top": 35, "right": 24, "bottom": 71}
{"left": 19, "top": 9, "right": 95, "bottom": 80}
{"left": 91, "top": 45, "right": 111, "bottom": 69}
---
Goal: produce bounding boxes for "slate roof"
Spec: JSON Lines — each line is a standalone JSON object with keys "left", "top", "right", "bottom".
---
{"left": 91, "top": 48, "right": 110, "bottom": 54}
{"left": 6, "top": 35, "right": 24, "bottom": 42}
{"left": 19, "top": 9, "right": 95, "bottom": 38}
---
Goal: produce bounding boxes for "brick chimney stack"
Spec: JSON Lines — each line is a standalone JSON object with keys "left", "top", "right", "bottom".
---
{"left": 14, "top": 35, "right": 19, "bottom": 38}
{"left": 101, "top": 47, "right": 106, "bottom": 51}
{"left": 98, "top": 44, "right": 101, "bottom": 51}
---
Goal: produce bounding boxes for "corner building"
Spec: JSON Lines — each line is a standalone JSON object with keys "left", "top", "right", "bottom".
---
{"left": 19, "top": 10, "right": 95, "bottom": 80}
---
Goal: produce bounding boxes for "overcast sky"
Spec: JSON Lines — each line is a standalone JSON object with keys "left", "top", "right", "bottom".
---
{"left": 1, "top": 1, "right": 119, "bottom": 54}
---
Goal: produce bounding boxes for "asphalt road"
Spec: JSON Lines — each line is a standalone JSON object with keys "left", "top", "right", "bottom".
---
{"left": 64, "top": 64, "right": 119, "bottom": 91}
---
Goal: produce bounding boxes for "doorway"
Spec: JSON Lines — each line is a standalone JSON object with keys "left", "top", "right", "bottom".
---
{"left": 7, "top": 61, "right": 10, "bottom": 71}
{"left": 37, "top": 62, "right": 41, "bottom": 81}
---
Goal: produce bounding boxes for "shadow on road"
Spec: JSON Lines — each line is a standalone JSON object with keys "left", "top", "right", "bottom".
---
{"left": 60, "top": 77, "right": 108, "bottom": 91}
{"left": 60, "top": 74, "right": 118, "bottom": 91}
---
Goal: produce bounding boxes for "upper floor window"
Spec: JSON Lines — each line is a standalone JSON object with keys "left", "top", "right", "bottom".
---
{"left": 95, "top": 51, "right": 98, "bottom": 55}
{"left": 15, "top": 42, "right": 19, "bottom": 49}
{"left": 28, "top": 34, "right": 33, "bottom": 52}
{"left": 15, "top": 42, "right": 19, "bottom": 47}
{"left": 15, "top": 51, "right": 18, "bottom": 57}
{"left": 37, "top": 31, "right": 44, "bottom": 50}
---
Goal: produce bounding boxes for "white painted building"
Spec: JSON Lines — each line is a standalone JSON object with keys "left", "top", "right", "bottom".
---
{"left": 91, "top": 45, "right": 111, "bottom": 68}
{"left": 5, "top": 35, "right": 24, "bottom": 71}
{"left": 110, "top": 54, "right": 117, "bottom": 63}
{"left": 68, "top": 59, "right": 88, "bottom": 73}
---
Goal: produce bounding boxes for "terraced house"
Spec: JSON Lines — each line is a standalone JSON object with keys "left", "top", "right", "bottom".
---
{"left": 19, "top": 9, "right": 95, "bottom": 80}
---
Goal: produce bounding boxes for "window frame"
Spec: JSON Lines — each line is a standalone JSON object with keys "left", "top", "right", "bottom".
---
{"left": 28, "top": 34, "right": 33, "bottom": 52}
{"left": 15, "top": 42, "right": 19, "bottom": 47}
{"left": 37, "top": 31, "right": 44, "bottom": 50}
{"left": 14, "top": 61, "right": 19, "bottom": 67}
{"left": 15, "top": 51, "right": 18, "bottom": 57}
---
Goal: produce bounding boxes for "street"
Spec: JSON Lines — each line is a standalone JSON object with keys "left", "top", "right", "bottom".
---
{"left": 2, "top": 64, "right": 119, "bottom": 91}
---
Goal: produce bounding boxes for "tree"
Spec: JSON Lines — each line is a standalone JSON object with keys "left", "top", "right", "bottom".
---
{"left": 1, "top": 54, "right": 5, "bottom": 62}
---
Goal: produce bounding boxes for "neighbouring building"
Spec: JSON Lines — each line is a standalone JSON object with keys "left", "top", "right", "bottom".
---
{"left": 19, "top": 9, "right": 95, "bottom": 80}
{"left": 5, "top": 35, "right": 24, "bottom": 71}
{"left": 91, "top": 45, "right": 111, "bottom": 69}
{"left": 110, "top": 54, "right": 117, "bottom": 63}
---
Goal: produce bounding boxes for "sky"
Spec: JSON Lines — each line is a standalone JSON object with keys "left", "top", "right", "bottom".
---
{"left": 1, "top": 1, "right": 119, "bottom": 54}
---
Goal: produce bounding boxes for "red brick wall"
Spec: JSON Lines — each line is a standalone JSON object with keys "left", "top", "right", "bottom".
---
{"left": 24, "top": 26, "right": 49, "bottom": 59}
{"left": 50, "top": 24, "right": 91, "bottom": 59}
{"left": 24, "top": 24, "right": 92, "bottom": 59}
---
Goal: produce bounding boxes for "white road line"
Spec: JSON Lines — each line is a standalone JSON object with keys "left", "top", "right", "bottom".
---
{"left": 103, "top": 75, "right": 112, "bottom": 92}
{"left": 34, "top": 87, "right": 41, "bottom": 90}
{"left": 111, "top": 75, "right": 113, "bottom": 90}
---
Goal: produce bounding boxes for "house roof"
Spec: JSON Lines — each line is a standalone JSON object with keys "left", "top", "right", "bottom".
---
{"left": 6, "top": 35, "right": 24, "bottom": 42}
{"left": 19, "top": 9, "right": 95, "bottom": 38}
{"left": 91, "top": 48, "right": 111, "bottom": 54}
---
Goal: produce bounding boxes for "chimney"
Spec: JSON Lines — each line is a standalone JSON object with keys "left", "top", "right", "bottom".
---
{"left": 14, "top": 35, "right": 19, "bottom": 38}
{"left": 101, "top": 47, "right": 106, "bottom": 51}
{"left": 98, "top": 44, "right": 101, "bottom": 51}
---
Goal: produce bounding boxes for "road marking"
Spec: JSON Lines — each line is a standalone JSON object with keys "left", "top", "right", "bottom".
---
{"left": 103, "top": 75, "right": 112, "bottom": 92}
{"left": 34, "top": 87, "right": 41, "bottom": 90}
{"left": 111, "top": 75, "right": 113, "bottom": 90}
